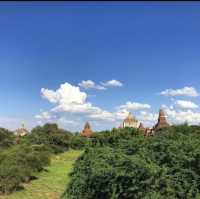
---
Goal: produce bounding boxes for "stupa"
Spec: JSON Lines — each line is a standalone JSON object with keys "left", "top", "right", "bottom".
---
{"left": 81, "top": 122, "right": 93, "bottom": 137}
{"left": 14, "top": 124, "right": 29, "bottom": 137}
{"left": 138, "top": 122, "right": 145, "bottom": 131}
{"left": 122, "top": 112, "right": 140, "bottom": 128}
{"left": 154, "top": 109, "right": 170, "bottom": 129}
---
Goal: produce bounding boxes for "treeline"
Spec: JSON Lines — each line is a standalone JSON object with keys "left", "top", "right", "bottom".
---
{"left": 0, "top": 123, "right": 87, "bottom": 194}
{"left": 63, "top": 125, "right": 200, "bottom": 199}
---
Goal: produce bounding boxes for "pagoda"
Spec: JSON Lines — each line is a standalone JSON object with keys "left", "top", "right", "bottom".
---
{"left": 154, "top": 109, "right": 170, "bottom": 129}
{"left": 122, "top": 112, "right": 140, "bottom": 128}
{"left": 81, "top": 122, "right": 93, "bottom": 138}
{"left": 14, "top": 124, "right": 29, "bottom": 137}
{"left": 138, "top": 122, "right": 145, "bottom": 131}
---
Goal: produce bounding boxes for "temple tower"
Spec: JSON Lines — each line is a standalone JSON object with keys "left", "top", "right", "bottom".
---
{"left": 139, "top": 122, "right": 145, "bottom": 131}
{"left": 14, "top": 123, "right": 29, "bottom": 137}
{"left": 122, "top": 112, "right": 140, "bottom": 128}
{"left": 81, "top": 122, "right": 93, "bottom": 137}
{"left": 154, "top": 109, "right": 170, "bottom": 129}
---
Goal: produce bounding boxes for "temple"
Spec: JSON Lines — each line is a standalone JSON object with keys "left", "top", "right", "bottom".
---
{"left": 122, "top": 112, "right": 140, "bottom": 128}
{"left": 119, "top": 109, "right": 170, "bottom": 136}
{"left": 154, "top": 109, "right": 170, "bottom": 130}
{"left": 81, "top": 122, "right": 93, "bottom": 137}
{"left": 81, "top": 109, "right": 170, "bottom": 139}
{"left": 14, "top": 124, "right": 29, "bottom": 137}
{"left": 138, "top": 122, "right": 145, "bottom": 131}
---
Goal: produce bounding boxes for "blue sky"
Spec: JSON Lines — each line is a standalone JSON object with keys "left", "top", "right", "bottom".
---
{"left": 1, "top": 2, "right": 200, "bottom": 131}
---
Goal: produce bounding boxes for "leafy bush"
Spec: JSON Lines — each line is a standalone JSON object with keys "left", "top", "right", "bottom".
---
{"left": 0, "top": 144, "right": 50, "bottom": 194}
{"left": 22, "top": 123, "right": 72, "bottom": 153}
{"left": 64, "top": 147, "right": 162, "bottom": 199}
{"left": 0, "top": 128, "right": 15, "bottom": 149}
{"left": 64, "top": 125, "right": 200, "bottom": 199}
{"left": 89, "top": 127, "right": 144, "bottom": 148}
{"left": 70, "top": 135, "right": 89, "bottom": 150}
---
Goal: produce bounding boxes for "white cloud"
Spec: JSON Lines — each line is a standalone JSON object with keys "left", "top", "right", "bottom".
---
{"left": 78, "top": 80, "right": 106, "bottom": 90}
{"left": 101, "top": 79, "right": 123, "bottom": 87}
{"left": 114, "top": 101, "right": 153, "bottom": 127}
{"left": 78, "top": 79, "right": 123, "bottom": 90}
{"left": 138, "top": 111, "right": 158, "bottom": 122}
{"left": 162, "top": 105, "right": 200, "bottom": 125}
{"left": 35, "top": 111, "right": 54, "bottom": 120}
{"left": 88, "top": 109, "right": 115, "bottom": 121}
{"left": 38, "top": 82, "right": 116, "bottom": 123}
{"left": 41, "top": 82, "right": 87, "bottom": 104}
{"left": 40, "top": 82, "right": 197, "bottom": 130}
{"left": 160, "top": 86, "right": 199, "bottom": 97}
{"left": 115, "top": 109, "right": 130, "bottom": 120}
{"left": 36, "top": 83, "right": 200, "bottom": 130}
{"left": 175, "top": 100, "right": 198, "bottom": 109}
{"left": 137, "top": 111, "right": 158, "bottom": 127}
{"left": 117, "top": 101, "right": 151, "bottom": 111}
{"left": 38, "top": 83, "right": 153, "bottom": 129}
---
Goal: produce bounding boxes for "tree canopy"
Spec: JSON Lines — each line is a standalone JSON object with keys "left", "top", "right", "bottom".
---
{"left": 64, "top": 125, "right": 200, "bottom": 199}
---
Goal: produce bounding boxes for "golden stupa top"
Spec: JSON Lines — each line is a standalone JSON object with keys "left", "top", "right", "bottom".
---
{"left": 124, "top": 112, "right": 138, "bottom": 123}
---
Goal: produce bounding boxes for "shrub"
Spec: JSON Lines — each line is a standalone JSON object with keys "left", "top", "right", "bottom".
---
{"left": 64, "top": 125, "right": 200, "bottom": 199}
{"left": 70, "top": 135, "right": 89, "bottom": 150}
{"left": 0, "top": 128, "right": 15, "bottom": 149}
{"left": 0, "top": 144, "right": 50, "bottom": 194}
{"left": 22, "top": 123, "right": 72, "bottom": 153}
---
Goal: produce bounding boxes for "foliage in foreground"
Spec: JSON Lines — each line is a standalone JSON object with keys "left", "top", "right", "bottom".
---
{"left": 22, "top": 123, "right": 73, "bottom": 153}
{"left": 0, "top": 150, "right": 82, "bottom": 199}
{"left": 64, "top": 125, "right": 200, "bottom": 199}
{"left": 0, "top": 123, "right": 73, "bottom": 194}
{"left": 0, "top": 128, "right": 15, "bottom": 149}
{"left": 0, "top": 144, "right": 50, "bottom": 194}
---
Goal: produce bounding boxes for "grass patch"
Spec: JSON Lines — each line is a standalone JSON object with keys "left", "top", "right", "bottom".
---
{"left": 0, "top": 150, "right": 82, "bottom": 199}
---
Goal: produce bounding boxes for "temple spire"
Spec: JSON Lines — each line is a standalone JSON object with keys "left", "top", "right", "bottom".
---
{"left": 154, "top": 109, "right": 170, "bottom": 129}
{"left": 81, "top": 121, "right": 93, "bottom": 137}
{"left": 122, "top": 112, "right": 139, "bottom": 128}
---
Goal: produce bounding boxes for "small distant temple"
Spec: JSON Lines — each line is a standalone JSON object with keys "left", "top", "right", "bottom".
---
{"left": 122, "top": 112, "right": 140, "bottom": 128}
{"left": 14, "top": 124, "right": 29, "bottom": 137}
{"left": 138, "top": 122, "right": 145, "bottom": 131}
{"left": 81, "top": 122, "right": 93, "bottom": 138}
{"left": 80, "top": 109, "right": 170, "bottom": 139}
{"left": 119, "top": 109, "right": 170, "bottom": 136}
{"left": 153, "top": 109, "right": 170, "bottom": 130}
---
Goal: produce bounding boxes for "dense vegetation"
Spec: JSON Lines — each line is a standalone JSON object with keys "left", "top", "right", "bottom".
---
{"left": 22, "top": 123, "right": 73, "bottom": 153}
{"left": 0, "top": 150, "right": 82, "bottom": 199}
{"left": 0, "top": 128, "right": 15, "bottom": 149}
{"left": 0, "top": 123, "right": 76, "bottom": 194}
{"left": 2, "top": 123, "right": 200, "bottom": 198}
{"left": 0, "top": 144, "right": 50, "bottom": 194}
{"left": 64, "top": 125, "right": 200, "bottom": 199}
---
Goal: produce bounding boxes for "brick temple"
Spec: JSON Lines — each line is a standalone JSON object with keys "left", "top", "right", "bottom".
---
{"left": 81, "top": 109, "right": 170, "bottom": 138}
{"left": 81, "top": 122, "right": 93, "bottom": 138}
{"left": 154, "top": 109, "right": 170, "bottom": 129}
{"left": 120, "top": 109, "right": 170, "bottom": 136}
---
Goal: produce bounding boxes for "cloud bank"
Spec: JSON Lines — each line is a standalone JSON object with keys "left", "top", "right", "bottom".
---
{"left": 78, "top": 80, "right": 106, "bottom": 90}
{"left": 78, "top": 79, "right": 123, "bottom": 90}
{"left": 175, "top": 100, "right": 198, "bottom": 109}
{"left": 34, "top": 83, "right": 200, "bottom": 131}
{"left": 160, "top": 86, "right": 199, "bottom": 97}
{"left": 101, "top": 79, "right": 123, "bottom": 87}
{"left": 117, "top": 101, "right": 151, "bottom": 111}
{"left": 36, "top": 82, "right": 153, "bottom": 130}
